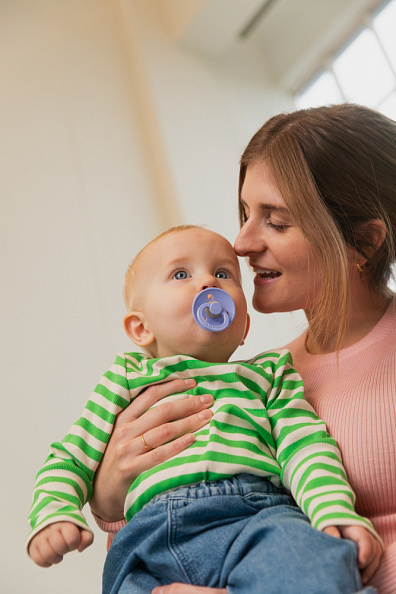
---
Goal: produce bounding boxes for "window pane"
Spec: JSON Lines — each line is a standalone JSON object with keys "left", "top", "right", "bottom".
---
{"left": 389, "top": 264, "right": 396, "bottom": 292}
{"left": 333, "top": 29, "right": 394, "bottom": 107}
{"left": 378, "top": 91, "right": 396, "bottom": 121}
{"left": 373, "top": 0, "right": 396, "bottom": 72}
{"left": 295, "top": 71, "right": 343, "bottom": 109}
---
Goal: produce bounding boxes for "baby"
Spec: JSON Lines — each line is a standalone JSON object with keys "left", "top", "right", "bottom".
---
{"left": 28, "top": 225, "right": 381, "bottom": 594}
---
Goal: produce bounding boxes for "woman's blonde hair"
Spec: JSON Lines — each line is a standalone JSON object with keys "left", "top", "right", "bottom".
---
{"left": 239, "top": 104, "right": 396, "bottom": 350}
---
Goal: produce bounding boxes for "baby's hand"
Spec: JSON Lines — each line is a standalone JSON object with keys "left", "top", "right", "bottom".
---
{"left": 28, "top": 522, "right": 94, "bottom": 567}
{"left": 323, "top": 525, "right": 382, "bottom": 584}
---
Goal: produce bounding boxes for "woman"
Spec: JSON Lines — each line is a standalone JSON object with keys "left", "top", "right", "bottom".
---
{"left": 90, "top": 104, "right": 396, "bottom": 594}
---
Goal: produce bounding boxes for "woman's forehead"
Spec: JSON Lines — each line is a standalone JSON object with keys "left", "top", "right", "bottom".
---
{"left": 241, "top": 162, "right": 288, "bottom": 209}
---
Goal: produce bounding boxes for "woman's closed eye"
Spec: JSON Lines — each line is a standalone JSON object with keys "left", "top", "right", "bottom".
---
{"left": 239, "top": 202, "right": 291, "bottom": 232}
{"left": 267, "top": 220, "right": 290, "bottom": 232}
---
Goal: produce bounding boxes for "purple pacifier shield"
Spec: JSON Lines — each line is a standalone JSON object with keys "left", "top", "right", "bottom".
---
{"left": 192, "top": 288, "right": 235, "bottom": 332}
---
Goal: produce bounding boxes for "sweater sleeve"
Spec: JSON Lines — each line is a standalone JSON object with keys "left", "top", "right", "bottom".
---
{"left": 261, "top": 350, "right": 381, "bottom": 543}
{"left": 27, "top": 354, "right": 131, "bottom": 551}
{"left": 91, "top": 511, "right": 127, "bottom": 537}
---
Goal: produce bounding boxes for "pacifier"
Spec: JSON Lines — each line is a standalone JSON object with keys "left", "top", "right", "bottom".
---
{"left": 192, "top": 288, "right": 235, "bottom": 332}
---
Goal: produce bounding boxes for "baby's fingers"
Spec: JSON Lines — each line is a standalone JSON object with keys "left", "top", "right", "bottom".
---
{"left": 30, "top": 529, "right": 70, "bottom": 567}
{"left": 29, "top": 538, "right": 63, "bottom": 568}
{"left": 337, "top": 525, "right": 382, "bottom": 584}
{"left": 47, "top": 524, "right": 92, "bottom": 560}
{"left": 77, "top": 529, "right": 94, "bottom": 552}
{"left": 28, "top": 522, "right": 91, "bottom": 567}
{"left": 356, "top": 535, "right": 374, "bottom": 568}
{"left": 359, "top": 540, "right": 382, "bottom": 584}
{"left": 323, "top": 526, "right": 341, "bottom": 539}
{"left": 40, "top": 525, "right": 78, "bottom": 564}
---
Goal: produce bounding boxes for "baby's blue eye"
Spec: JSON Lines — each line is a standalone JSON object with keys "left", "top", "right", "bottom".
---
{"left": 174, "top": 270, "right": 189, "bottom": 280}
{"left": 215, "top": 270, "right": 229, "bottom": 279}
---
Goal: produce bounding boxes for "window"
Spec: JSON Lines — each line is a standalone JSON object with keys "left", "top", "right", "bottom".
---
{"left": 295, "top": 0, "right": 396, "bottom": 121}
{"left": 295, "top": 0, "right": 396, "bottom": 291}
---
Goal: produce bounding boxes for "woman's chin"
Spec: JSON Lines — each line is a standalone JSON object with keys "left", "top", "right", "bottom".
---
{"left": 252, "top": 295, "right": 277, "bottom": 314}
{"left": 252, "top": 295, "right": 299, "bottom": 315}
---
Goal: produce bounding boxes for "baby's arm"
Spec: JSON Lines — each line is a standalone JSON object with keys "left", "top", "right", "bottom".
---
{"left": 27, "top": 355, "right": 134, "bottom": 558}
{"left": 323, "top": 525, "right": 382, "bottom": 584}
{"left": 261, "top": 351, "right": 383, "bottom": 583}
{"left": 28, "top": 522, "right": 93, "bottom": 568}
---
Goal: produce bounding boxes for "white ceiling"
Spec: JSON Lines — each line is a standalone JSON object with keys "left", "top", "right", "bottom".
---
{"left": 140, "top": 0, "right": 386, "bottom": 91}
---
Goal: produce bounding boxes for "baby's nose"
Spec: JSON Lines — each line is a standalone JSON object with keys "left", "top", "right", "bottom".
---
{"left": 199, "top": 275, "right": 217, "bottom": 291}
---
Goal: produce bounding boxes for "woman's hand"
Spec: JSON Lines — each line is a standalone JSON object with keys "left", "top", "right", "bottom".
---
{"left": 152, "top": 586, "right": 227, "bottom": 594}
{"left": 89, "top": 379, "right": 214, "bottom": 522}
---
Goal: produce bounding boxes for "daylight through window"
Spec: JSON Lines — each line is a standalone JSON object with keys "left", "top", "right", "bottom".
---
{"left": 295, "top": 0, "right": 396, "bottom": 120}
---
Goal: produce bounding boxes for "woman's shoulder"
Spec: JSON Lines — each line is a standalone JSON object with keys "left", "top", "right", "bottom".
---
{"left": 283, "top": 297, "right": 396, "bottom": 373}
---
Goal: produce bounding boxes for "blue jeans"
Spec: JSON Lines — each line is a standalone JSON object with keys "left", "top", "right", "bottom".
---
{"left": 102, "top": 474, "right": 377, "bottom": 594}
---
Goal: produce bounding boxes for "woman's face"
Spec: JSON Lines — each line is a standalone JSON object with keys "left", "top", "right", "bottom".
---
{"left": 234, "top": 161, "right": 322, "bottom": 315}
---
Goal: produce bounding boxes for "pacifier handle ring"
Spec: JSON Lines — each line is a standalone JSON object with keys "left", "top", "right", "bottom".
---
{"left": 192, "top": 287, "right": 235, "bottom": 333}
{"left": 196, "top": 303, "right": 230, "bottom": 332}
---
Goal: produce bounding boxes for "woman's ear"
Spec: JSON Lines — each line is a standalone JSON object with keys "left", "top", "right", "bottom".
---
{"left": 360, "top": 219, "right": 387, "bottom": 260}
{"left": 123, "top": 312, "right": 155, "bottom": 347}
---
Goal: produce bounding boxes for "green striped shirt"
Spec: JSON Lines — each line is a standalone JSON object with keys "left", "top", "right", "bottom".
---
{"left": 28, "top": 349, "right": 376, "bottom": 544}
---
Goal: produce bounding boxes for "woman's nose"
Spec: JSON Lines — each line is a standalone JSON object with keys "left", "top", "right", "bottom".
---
{"left": 234, "top": 220, "right": 265, "bottom": 256}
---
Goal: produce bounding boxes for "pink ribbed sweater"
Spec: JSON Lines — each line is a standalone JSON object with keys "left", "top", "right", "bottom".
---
{"left": 285, "top": 299, "right": 396, "bottom": 594}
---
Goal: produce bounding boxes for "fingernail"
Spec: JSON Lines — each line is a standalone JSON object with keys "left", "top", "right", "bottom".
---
{"left": 182, "top": 434, "right": 195, "bottom": 445}
{"left": 184, "top": 379, "right": 196, "bottom": 387}
{"left": 198, "top": 409, "right": 213, "bottom": 420}
{"left": 200, "top": 394, "right": 213, "bottom": 404}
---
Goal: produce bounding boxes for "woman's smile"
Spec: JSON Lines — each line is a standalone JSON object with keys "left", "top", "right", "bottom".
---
{"left": 253, "top": 267, "right": 282, "bottom": 282}
{"left": 235, "top": 161, "right": 322, "bottom": 314}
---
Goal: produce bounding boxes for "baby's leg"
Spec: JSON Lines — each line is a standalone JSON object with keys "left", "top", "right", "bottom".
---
{"left": 103, "top": 475, "right": 292, "bottom": 592}
{"left": 223, "top": 504, "right": 370, "bottom": 594}
{"left": 117, "top": 570, "right": 161, "bottom": 594}
{"left": 102, "top": 498, "right": 175, "bottom": 594}
{"left": 103, "top": 475, "right": 375, "bottom": 594}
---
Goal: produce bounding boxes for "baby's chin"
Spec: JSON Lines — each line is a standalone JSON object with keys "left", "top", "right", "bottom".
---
{"left": 184, "top": 341, "right": 242, "bottom": 364}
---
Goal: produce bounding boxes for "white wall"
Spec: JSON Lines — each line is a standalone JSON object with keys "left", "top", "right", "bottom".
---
{"left": 118, "top": 1, "right": 307, "bottom": 355}
{"left": 1, "top": 2, "right": 306, "bottom": 593}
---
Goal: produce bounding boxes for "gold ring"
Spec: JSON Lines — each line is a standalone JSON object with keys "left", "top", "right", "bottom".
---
{"left": 141, "top": 434, "right": 151, "bottom": 452}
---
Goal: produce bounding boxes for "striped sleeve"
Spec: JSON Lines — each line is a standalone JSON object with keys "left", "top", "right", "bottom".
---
{"left": 27, "top": 354, "right": 131, "bottom": 549}
{"left": 262, "top": 350, "right": 380, "bottom": 540}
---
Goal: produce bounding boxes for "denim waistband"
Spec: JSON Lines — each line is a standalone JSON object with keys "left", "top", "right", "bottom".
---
{"left": 148, "top": 474, "right": 288, "bottom": 505}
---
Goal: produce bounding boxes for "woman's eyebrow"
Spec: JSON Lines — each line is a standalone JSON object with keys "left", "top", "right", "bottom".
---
{"left": 240, "top": 198, "right": 290, "bottom": 214}
{"left": 260, "top": 204, "right": 290, "bottom": 213}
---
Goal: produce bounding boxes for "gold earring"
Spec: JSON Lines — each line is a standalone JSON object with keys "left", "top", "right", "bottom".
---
{"left": 357, "top": 261, "right": 366, "bottom": 273}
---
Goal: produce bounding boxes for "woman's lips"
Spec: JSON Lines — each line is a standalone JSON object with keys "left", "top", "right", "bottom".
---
{"left": 253, "top": 268, "right": 282, "bottom": 283}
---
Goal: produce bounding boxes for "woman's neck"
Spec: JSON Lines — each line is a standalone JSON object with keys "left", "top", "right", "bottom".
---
{"left": 305, "top": 290, "right": 391, "bottom": 355}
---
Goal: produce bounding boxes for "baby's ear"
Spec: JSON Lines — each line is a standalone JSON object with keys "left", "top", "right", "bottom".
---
{"left": 240, "top": 313, "right": 250, "bottom": 346}
{"left": 123, "top": 312, "right": 155, "bottom": 347}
